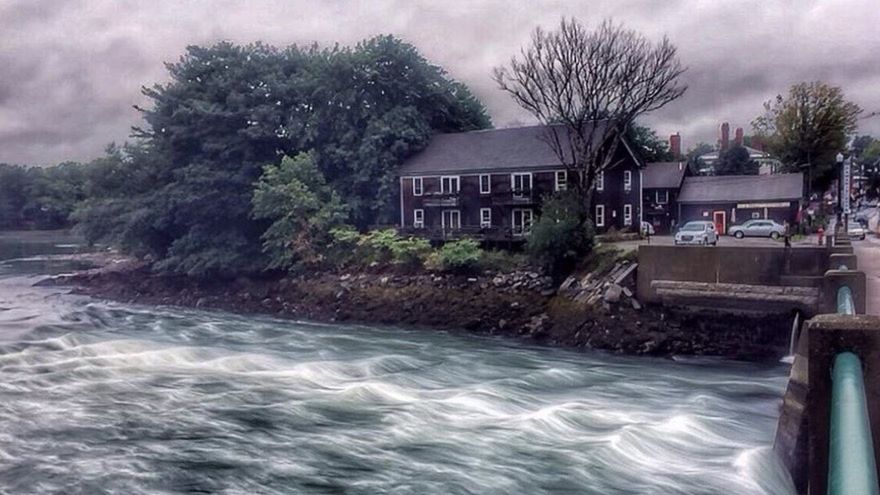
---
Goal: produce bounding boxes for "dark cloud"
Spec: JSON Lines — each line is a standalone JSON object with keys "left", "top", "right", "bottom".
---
{"left": 1, "top": 0, "right": 880, "bottom": 164}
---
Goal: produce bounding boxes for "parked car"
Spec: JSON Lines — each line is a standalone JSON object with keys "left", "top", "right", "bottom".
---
{"left": 674, "top": 221, "right": 718, "bottom": 246}
{"left": 728, "top": 219, "right": 786, "bottom": 239}
{"left": 848, "top": 223, "right": 867, "bottom": 240}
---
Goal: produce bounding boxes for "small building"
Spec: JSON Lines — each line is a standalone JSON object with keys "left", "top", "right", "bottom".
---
{"left": 396, "top": 124, "right": 643, "bottom": 240}
{"left": 642, "top": 161, "right": 688, "bottom": 234}
{"left": 677, "top": 173, "right": 804, "bottom": 234}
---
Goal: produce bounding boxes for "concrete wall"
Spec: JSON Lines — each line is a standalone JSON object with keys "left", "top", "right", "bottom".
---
{"left": 637, "top": 245, "right": 830, "bottom": 303}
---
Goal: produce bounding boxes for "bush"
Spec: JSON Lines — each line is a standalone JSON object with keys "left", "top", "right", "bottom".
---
{"left": 526, "top": 190, "right": 595, "bottom": 278}
{"left": 356, "top": 229, "right": 432, "bottom": 269}
{"left": 428, "top": 238, "right": 483, "bottom": 273}
{"left": 479, "top": 249, "right": 528, "bottom": 273}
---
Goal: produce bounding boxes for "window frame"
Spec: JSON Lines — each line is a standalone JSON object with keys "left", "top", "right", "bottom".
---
{"left": 413, "top": 208, "right": 424, "bottom": 228}
{"left": 412, "top": 177, "right": 423, "bottom": 196}
{"left": 480, "top": 208, "right": 492, "bottom": 228}
{"left": 512, "top": 208, "right": 534, "bottom": 236}
{"left": 623, "top": 204, "right": 632, "bottom": 226}
{"left": 555, "top": 170, "right": 567, "bottom": 191}
{"left": 596, "top": 171, "right": 605, "bottom": 192}
{"left": 656, "top": 190, "right": 668, "bottom": 204}
{"left": 624, "top": 170, "right": 632, "bottom": 192}
{"left": 479, "top": 174, "right": 491, "bottom": 195}
{"left": 440, "top": 176, "right": 460, "bottom": 194}
{"left": 442, "top": 209, "right": 461, "bottom": 230}
{"left": 511, "top": 172, "right": 533, "bottom": 198}
{"left": 595, "top": 204, "right": 605, "bottom": 227}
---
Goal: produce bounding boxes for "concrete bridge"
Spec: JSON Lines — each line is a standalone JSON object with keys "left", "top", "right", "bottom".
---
{"left": 638, "top": 230, "right": 880, "bottom": 494}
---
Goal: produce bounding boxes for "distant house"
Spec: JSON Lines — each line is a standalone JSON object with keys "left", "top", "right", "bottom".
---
{"left": 642, "top": 161, "right": 688, "bottom": 234}
{"left": 396, "top": 124, "right": 643, "bottom": 240}
{"left": 676, "top": 173, "right": 804, "bottom": 234}
{"left": 697, "top": 122, "right": 783, "bottom": 175}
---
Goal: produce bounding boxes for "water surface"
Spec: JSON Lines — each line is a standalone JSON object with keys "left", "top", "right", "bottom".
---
{"left": 0, "top": 232, "right": 795, "bottom": 494}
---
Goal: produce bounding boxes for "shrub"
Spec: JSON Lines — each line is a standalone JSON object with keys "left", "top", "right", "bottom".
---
{"left": 526, "top": 190, "right": 595, "bottom": 277}
{"left": 479, "top": 249, "right": 529, "bottom": 273}
{"left": 357, "top": 229, "right": 431, "bottom": 268}
{"left": 428, "top": 238, "right": 483, "bottom": 273}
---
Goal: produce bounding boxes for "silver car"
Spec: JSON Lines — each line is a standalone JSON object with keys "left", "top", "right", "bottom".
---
{"left": 674, "top": 221, "right": 718, "bottom": 246}
{"left": 848, "top": 223, "right": 867, "bottom": 240}
{"left": 728, "top": 219, "right": 785, "bottom": 239}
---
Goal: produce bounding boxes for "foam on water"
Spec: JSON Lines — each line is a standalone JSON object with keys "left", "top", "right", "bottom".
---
{"left": 0, "top": 241, "right": 797, "bottom": 494}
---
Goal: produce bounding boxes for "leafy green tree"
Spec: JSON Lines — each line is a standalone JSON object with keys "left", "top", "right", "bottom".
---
{"left": 627, "top": 124, "right": 674, "bottom": 163}
{"left": 685, "top": 142, "right": 714, "bottom": 175}
{"left": 0, "top": 165, "right": 29, "bottom": 229}
{"left": 752, "top": 81, "right": 861, "bottom": 192}
{"left": 428, "top": 238, "right": 482, "bottom": 273}
{"left": 252, "top": 153, "right": 349, "bottom": 270}
{"left": 527, "top": 190, "right": 595, "bottom": 278}
{"left": 714, "top": 145, "right": 759, "bottom": 176}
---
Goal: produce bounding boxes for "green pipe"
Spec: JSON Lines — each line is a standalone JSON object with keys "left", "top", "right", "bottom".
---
{"left": 839, "top": 286, "right": 856, "bottom": 316}
{"left": 828, "top": 352, "right": 880, "bottom": 495}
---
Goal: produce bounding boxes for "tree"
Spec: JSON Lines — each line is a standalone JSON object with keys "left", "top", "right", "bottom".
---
{"left": 527, "top": 190, "right": 595, "bottom": 278}
{"left": 714, "top": 145, "right": 759, "bottom": 176}
{"left": 752, "top": 81, "right": 861, "bottom": 192}
{"left": 685, "top": 142, "right": 714, "bottom": 175}
{"left": 493, "top": 18, "right": 686, "bottom": 214}
{"left": 627, "top": 124, "right": 674, "bottom": 163}
{"left": 252, "top": 153, "right": 349, "bottom": 270}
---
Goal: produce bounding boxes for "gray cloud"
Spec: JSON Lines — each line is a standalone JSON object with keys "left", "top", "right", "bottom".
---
{"left": 1, "top": 0, "right": 879, "bottom": 164}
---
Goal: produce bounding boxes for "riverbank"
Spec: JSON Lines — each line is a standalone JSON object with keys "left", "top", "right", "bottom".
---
{"left": 42, "top": 249, "right": 792, "bottom": 361}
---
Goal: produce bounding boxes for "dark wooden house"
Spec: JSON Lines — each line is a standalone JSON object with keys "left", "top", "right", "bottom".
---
{"left": 677, "top": 173, "right": 804, "bottom": 234}
{"left": 642, "top": 161, "right": 688, "bottom": 234}
{"left": 397, "top": 124, "right": 643, "bottom": 240}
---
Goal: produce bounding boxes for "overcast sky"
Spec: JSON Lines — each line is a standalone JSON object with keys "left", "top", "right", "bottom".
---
{"left": 2, "top": 0, "right": 879, "bottom": 165}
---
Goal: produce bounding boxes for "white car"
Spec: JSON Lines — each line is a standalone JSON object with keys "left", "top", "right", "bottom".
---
{"left": 674, "top": 221, "right": 718, "bottom": 246}
{"left": 848, "top": 223, "right": 867, "bottom": 240}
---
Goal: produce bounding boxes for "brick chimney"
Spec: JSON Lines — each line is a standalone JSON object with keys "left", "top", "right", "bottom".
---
{"left": 735, "top": 127, "right": 744, "bottom": 147}
{"left": 669, "top": 133, "right": 682, "bottom": 159}
{"left": 720, "top": 122, "right": 730, "bottom": 151}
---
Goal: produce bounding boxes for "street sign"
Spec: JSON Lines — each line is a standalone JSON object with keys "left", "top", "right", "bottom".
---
{"left": 843, "top": 158, "right": 852, "bottom": 214}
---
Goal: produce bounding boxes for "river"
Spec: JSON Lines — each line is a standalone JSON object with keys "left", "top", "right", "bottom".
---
{"left": 0, "top": 232, "right": 795, "bottom": 494}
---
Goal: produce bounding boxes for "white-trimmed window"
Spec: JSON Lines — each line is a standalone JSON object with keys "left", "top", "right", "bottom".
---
{"left": 412, "top": 177, "right": 423, "bottom": 196}
{"left": 413, "top": 209, "right": 424, "bottom": 228}
{"left": 442, "top": 210, "right": 461, "bottom": 230}
{"left": 656, "top": 190, "right": 668, "bottom": 204}
{"left": 555, "top": 170, "right": 567, "bottom": 191}
{"left": 480, "top": 208, "right": 492, "bottom": 228}
{"left": 751, "top": 211, "right": 761, "bottom": 219}
{"left": 596, "top": 171, "right": 605, "bottom": 192}
{"left": 624, "top": 170, "right": 632, "bottom": 192}
{"left": 595, "top": 204, "right": 605, "bottom": 227}
{"left": 440, "top": 176, "right": 460, "bottom": 194}
{"left": 512, "top": 209, "right": 533, "bottom": 236}
{"left": 624, "top": 204, "right": 632, "bottom": 226}
{"left": 479, "top": 174, "right": 491, "bottom": 195}
{"left": 511, "top": 173, "right": 532, "bottom": 198}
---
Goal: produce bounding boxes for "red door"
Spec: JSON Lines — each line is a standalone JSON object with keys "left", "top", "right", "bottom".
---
{"left": 713, "top": 211, "right": 726, "bottom": 235}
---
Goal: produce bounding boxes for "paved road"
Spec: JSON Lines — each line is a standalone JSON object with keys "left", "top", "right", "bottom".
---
{"left": 854, "top": 235, "right": 880, "bottom": 316}
{"left": 612, "top": 234, "right": 822, "bottom": 253}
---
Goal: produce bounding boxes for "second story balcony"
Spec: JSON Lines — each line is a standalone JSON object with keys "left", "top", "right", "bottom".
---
{"left": 422, "top": 192, "right": 460, "bottom": 207}
{"left": 492, "top": 190, "right": 535, "bottom": 206}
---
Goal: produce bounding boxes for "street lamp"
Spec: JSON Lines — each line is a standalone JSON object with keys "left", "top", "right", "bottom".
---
{"left": 837, "top": 153, "right": 844, "bottom": 225}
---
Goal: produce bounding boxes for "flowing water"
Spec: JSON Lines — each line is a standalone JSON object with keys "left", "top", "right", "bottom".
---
{"left": 0, "top": 232, "right": 796, "bottom": 494}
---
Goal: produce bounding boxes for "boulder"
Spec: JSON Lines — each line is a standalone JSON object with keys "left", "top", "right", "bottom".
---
{"left": 603, "top": 284, "right": 623, "bottom": 303}
{"left": 622, "top": 287, "right": 633, "bottom": 298}
{"left": 559, "top": 276, "right": 578, "bottom": 292}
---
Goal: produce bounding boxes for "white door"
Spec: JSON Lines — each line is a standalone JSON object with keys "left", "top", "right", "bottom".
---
{"left": 442, "top": 210, "right": 461, "bottom": 230}
{"left": 512, "top": 209, "right": 533, "bottom": 236}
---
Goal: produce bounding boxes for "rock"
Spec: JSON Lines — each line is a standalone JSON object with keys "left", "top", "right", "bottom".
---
{"left": 492, "top": 276, "right": 505, "bottom": 287}
{"left": 603, "top": 284, "right": 623, "bottom": 303}
{"left": 510, "top": 302, "right": 520, "bottom": 308}
{"left": 541, "top": 288, "right": 557, "bottom": 297}
{"left": 467, "top": 277, "right": 478, "bottom": 283}
{"left": 379, "top": 276, "right": 390, "bottom": 285}
{"left": 498, "top": 319, "right": 508, "bottom": 329}
{"left": 369, "top": 262, "right": 379, "bottom": 268}
{"left": 340, "top": 274, "right": 352, "bottom": 281}
{"left": 525, "top": 313, "right": 550, "bottom": 335}
{"left": 196, "top": 297, "right": 208, "bottom": 307}
{"left": 622, "top": 287, "right": 633, "bottom": 297}
{"left": 528, "top": 272, "right": 539, "bottom": 279}
{"left": 631, "top": 298, "right": 642, "bottom": 310}
{"left": 335, "top": 290, "right": 345, "bottom": 300}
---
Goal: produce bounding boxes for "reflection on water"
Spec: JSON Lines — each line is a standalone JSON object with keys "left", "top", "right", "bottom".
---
{"left": 0, "top": 232, "right": 796, "bottom": 494}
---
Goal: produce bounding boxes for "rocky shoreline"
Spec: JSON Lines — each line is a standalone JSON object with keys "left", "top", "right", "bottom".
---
{"left": 45, "top": 252, "right": 792, "bottom": 361}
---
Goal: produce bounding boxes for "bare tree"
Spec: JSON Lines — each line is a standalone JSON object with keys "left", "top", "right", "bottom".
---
{"left": 493, "top": 18, "right": 686, "bottom": 211}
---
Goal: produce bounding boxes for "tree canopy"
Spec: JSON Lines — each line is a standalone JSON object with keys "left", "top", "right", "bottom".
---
{"left": 752, "top": 81, "right": 861, "bottom": 192}
{"left": 713, "top": 145, "right": 759, "bottom": 176}
{"left": 73, "top": 36, "right": 490, "bottom": 277}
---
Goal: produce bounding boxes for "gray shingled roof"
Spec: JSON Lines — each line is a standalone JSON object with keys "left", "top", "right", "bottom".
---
{"left": 643, "top": 161, "right": 687, "bottom": 189}
{"left": 398, "top": 123, "right": 612, "bottom": 175}
{"left": 678, "top": 173, "right": 804, "bottom": 203}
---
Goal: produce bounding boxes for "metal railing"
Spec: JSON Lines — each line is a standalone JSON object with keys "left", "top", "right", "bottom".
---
{"left": 828, "top": 265, "right": 880, "bottom": 495}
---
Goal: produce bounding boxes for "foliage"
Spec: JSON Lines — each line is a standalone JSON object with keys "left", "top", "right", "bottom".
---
{"left": 686, "top": 142, "right": 714, "bottom": 175}
{"left": 71, "top": 36, "right": 489, "bottom": 277}
{"left": 752, "top": 81, "right": 861, "bottom": 192}
{"left": 526, "top": 190, "right": 595, "bottom": 277}
{"left": 478, "top": 250, "right": 529, "bottom": 273}
{"left": 357, "top": 229, "right": 431, "bottom": 268}
{"left": 628, "top": 124, "right": 674, "bottom": 163}
{"left": 251, "top": 153, "right": 349, "bottom": 270}
{"left": 713, "top": 145, "right": 759, "bottom": 176}
{"left": 427, "top": 238, "right": 483, "bottom": 273}
{"left": 0, "top": 162, "right": 90, "bottom": 230}
{"left": 493, "top": 18, "right": 686, "bottom": 208}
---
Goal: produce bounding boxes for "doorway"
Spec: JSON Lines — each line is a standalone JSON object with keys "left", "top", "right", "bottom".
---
{"left": 713, "top": 211, "right": 726, "bottom": 235}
